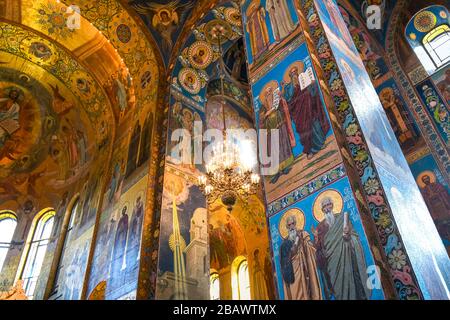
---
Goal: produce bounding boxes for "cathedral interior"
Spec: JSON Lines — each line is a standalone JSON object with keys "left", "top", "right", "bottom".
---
{"left": 0, "top": 0, "right": 449, "bottom": 301}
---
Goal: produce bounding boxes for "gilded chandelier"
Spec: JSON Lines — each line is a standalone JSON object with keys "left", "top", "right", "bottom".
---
{"left": 198, "top": 138, "right": 260, "bottom": 212}
{"left": 197, "top": 23, "right": 260, "bottom": 212}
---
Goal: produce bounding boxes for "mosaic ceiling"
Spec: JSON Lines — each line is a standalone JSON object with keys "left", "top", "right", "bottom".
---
{"left": 0, "top": 0, "right": 163, "bottom": 208}
{"left": 0, "top": 0, "right": 242, "bottom": 208}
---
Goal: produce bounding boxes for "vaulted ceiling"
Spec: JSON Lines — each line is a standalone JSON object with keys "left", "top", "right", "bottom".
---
{"left": 0, "top": 0, "right": 239, "bottom": 210}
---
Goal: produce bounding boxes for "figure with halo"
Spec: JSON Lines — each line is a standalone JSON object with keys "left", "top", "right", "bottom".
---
{"left": 279, "top": 209, "right": 322, "bottom": 300}
{"left": 311, "top": 191, "right": 370, "bottom": 300}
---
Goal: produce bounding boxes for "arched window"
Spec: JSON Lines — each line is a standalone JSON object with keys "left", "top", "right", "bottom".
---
{"left": 20, "top": 209, "right": 55, "bottom": 299}
{"left": 423, "top": 24, "right": 450, "bottom": 69}
{"left": 237, "top": 260, "right": 251, "bottom": 300}
{"left": 231, "top": 256, "right": 251, "bottom": 300}
{"left": 405, "top": 6, "right": 450, "bottom": 74}
{"left": 0, "top": 211, "right": 18, "bottom": 272}
{"left": 50, "top": 198, "right": 79, "bottom": 296}
{"left": 210, "top": 272, "right": 220, "bottom": 300}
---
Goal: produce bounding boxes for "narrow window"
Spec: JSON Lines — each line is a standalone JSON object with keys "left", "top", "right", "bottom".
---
{"left": 0, "top": 211, "right": 18, "bottom": 271}
{"left": 423, "top": 24, "right": 450, "bottom": 68}
{"left": 21, "top": 209, "right": 55, "bottom": 299}
{"left": 210, "top": 272, "right": 220, "bottom": 300}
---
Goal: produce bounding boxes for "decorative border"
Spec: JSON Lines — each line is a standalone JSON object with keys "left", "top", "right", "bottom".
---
{"left": 415, "top": 79, "right": 450, "bottom": 146}
{"left": 170, "top": 87, "right": 205, "bottom": 113}
{"left": 137, "top": 86, "right": 169, "bottom": 299}
{"left": 408, "top": 65, "right": 429, "bottom": 86}
{"left": 300, "top": 0, "right": 422, "bottom": 300}
{"left": 267, "top": 164, "right": 346, "bottom": 216}
{"left": 249, "top": 34, "right": 306, "bottom": 83}
{"left": 406, "top": 146, "right": 431, "bottom": 164}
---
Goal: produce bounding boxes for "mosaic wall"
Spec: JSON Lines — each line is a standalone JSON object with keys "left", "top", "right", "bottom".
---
{"left": 241, "top": 0, "right": 386, "bottom": 300}
{"left": 0, "top": 0, "right": 160, "bottom": 300}
{"left": 0, "top": 22, "right": 111, "bottom": 296}
{"left": 87, "top": 109, "right": 154, "bottom": 300}
{"left": 306, "top": 0, "right": 449, "bottom": 299}
{"left": 269, "top": 176, "right": 384, "bottom": 300}
{"left": 337, "top": 0, "right": 450, "bottom": 254}
{"left": 155, "top": 165, "right": 208, "bottom": 300}
{"left": 409, "top": 153, "right": 450, "bottom": 253}
{"left": 250, "top": 42, "right": 341, "bottom": 203}
{"left": 150, "top": 1, "right": 273, "bottom": 300}
{"left": 1, "top": 0, "right": 448, "bottom": 301}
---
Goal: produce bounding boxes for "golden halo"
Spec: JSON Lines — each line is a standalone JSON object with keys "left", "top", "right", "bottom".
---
{"left": 182, "top": 108, "right": 193, "bottom": 118}
{"left": 178, "top": 68, "right": 201, "bottom": 94}
{"left": 283, "top": 61, "right": 305, "bottom": 84}
{"left": 278, "top": 208, "right": 305, "bottom": 239}
{"left": 182, "top": 108, "right": 194, "bottom": 128}
{"left": 135, "top": 190, "right": 145, "bottom": 203}
{"left": 312, "top": 189, "right": 344, "bottom": 222}
{"left": 188, "top": 41, "right": 213, "bottom": 69}
{"left": 417, "top": 170, "right": 436, "bottom": 188}
{"left": 88, "top": 281, "right": 106, "bottom": 300}
{"left": 259, "top": 80, "right": 279, "bottom": 110}
{"left": 158, "top": 9, "right": 171, "bottom": 18}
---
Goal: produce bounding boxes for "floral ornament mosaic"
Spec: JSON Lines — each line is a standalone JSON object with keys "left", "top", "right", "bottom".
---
{"left": 267, "top": 164, "right": 346, "bottom": 216}
{"left": 299, "top": 0, "right": 422, "bottom": 300}
{"left": 35, "top": 1, "right": 76, "bottom": 40}
{"left": 416, "top": 80, "right": 450, "bottom": 144}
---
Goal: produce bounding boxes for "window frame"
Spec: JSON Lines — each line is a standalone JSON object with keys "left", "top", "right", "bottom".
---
{"left": 422, "top": 24, "right": 450, "bottom": 69}
{"left": 209, "top": 271, "right": 220, "bottom": 300}
{"left": 237, "top": 259, "right": 251, "bottom": 300}
{"left": 18, "top": 208, "right": 55, "bottom": 299}
{"left": 49, "top": 197, "right": 79, "bottom": 297}
{"left": 231, "top": 256, "right": 251, "bottom": 300}
{"left": 0, "top": 211, "right": 18, "bottom": 272}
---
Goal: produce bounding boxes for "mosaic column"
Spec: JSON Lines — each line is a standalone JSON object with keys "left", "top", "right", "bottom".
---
{"left": 241, "top": 0, "right": 450, "bottom": 300}
{"left": 335, "top": 0, "right": 450, "bottom": 255}
{"left": 139, "top": 2, "right": 275, "bottom": 300}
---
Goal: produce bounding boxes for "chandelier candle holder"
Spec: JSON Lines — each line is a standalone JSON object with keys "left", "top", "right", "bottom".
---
{"left": 198, "top": 139, "right": 260, "bottom": 212}
{"left": 197, "top": 22, "right": 260, "bottom": 212}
